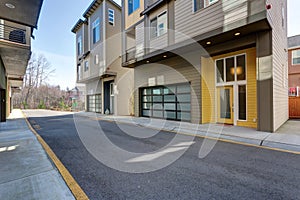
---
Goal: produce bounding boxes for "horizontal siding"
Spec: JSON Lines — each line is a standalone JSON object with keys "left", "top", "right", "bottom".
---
{"left": 149, "top": 34, "right": 168, "bottom": 52}
{"left": 134, "top": 55, "right": 201, "bottom": 123}
{"left": 174, "top": 0, "right": 265, "bottom": 42}
{"left": 266, "top": 0, "right": 288, "bottom": 131}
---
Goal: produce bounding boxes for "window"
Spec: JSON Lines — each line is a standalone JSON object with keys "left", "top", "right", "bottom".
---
{"left": 77, "top": 36, "right": 82, "bottom": 55}
{"left": 216, "top": 55, "right": 246, "bottom": 83}
{"left": 238, "top": 85, "right": 246, "bottom": 120}
{"left": 194, "top": 0, "right": 218, "bottom": 12}
{"left": 150, "top": 11, "right": 167, "bottom": 39}
{"left": 128, "top": 0, "right": 140, "bottom": 15}
{"left": 92, "top": 18, "right": 100, "bottom": 44}
{"left": 94, "top": 54, "right": 99, "bottom": 65}
{"left": 292, "top": 50, "right": 300, "bottom": 65}
{"left": 77, "top": 64, "right": 81, "bottom": 80}
{"left": 84, "top": 61, "right": 89, "bottom": 71}
{"left": 108, "top": 9, "right": 114, "bottom": 26}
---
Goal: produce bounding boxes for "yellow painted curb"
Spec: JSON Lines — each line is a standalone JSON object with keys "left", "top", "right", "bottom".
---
{"left": 22, "top": 111, "right": 89, "bottom": 200}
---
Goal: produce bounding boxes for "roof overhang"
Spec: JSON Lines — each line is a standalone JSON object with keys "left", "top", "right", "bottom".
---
{"left": 0, "top": 0, "right": 44, "bottom": 28}
{"left": 141, "top": 0, "right": 167, "bottom": 16}
{"left": 71, "top": 19, "right": 87, "bottom": 33}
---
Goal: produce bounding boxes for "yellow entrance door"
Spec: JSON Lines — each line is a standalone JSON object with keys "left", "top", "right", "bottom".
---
{"left": 217, "top": 86, "right": 234, "bottom": 124}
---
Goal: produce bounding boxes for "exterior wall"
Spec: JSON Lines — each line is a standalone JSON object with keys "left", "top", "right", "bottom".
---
{"left": 266, "top": 0, "right": 288, "bottom": 131}
{"left": 89, "top": 4, "right": 104, "bottom": 50}
{"left": 86, "top": 79, "right": 102, "bottom": 96}
{"left": 288, "top": 47, "right": 300, "bottom": 87}
{"left": 174, "top": 0, "right": 266, "bottom": 43}
{"left": 125, "top": 0, "right": 144, "bottom": 29}
{"left": 201, "top": 48, "right": 257, "bottom": 128}
{"left": 134, "top": 54, "right": 201, "bottom": 123}
{"left": 76, "top": 26, "right": 84, "bottom": 62}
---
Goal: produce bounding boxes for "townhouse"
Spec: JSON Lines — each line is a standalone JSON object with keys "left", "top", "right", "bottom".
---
{"left": 72, "top": 0, "right": 134, "bottom": 116}
{"left": 288, "top": 35, "right": 300, "bottom": 96}
{"left": 0, "top": 0, "right": 44, "bottom": 122}
{"left": 121, "top": 0, "right": 288, "bottom": 132}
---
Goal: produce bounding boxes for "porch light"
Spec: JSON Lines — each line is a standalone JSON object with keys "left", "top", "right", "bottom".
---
{"left": 206, "top": 41, "right": 211, "bottom": 45}
{"left": 146, "top": 61, "right": 150, "bottom": 63}
{"left": 234, "top": 32, "right": 241, "bottom": 36}
{"left": 5, "top": 3, "right": 15, "bottom": 9}
{"left": 163, "top": 55, "right": 167, "bottom": 58}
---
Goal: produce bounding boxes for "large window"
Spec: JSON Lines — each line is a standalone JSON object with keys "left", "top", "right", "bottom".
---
{"left": 292, "top": 49, "right": 300, "bottom": 65}
{"left": 128, "top": 0, "right": 140, "bottom": 15}
{"left": 150, "top": 11, "right": 167, "bottom": 39}
{"left": 108, "top": 9, "right": 114, "bottom": 26}
{"left": 77, "top": 35, "right": 82, "bottom": 55}
{"left": 194, "top": 0, "right": 218, "bottom": 12}
{"left": 216, "top": 55, "right": 246, "bottom": 83}
{"left": 141, "top": 83, "right": 191, "bottom": 121}
{"left": 92, "top": 18, "right": 100, "bottom": 44}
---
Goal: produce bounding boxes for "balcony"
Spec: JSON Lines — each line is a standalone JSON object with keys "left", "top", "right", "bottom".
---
{"left": 0, "top": 21, "right": 30, "bottom": 46}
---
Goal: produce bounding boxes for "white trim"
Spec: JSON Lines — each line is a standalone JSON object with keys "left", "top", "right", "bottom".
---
{"left": 214, "top": 53, "right": 248, "bottom": 125}
{"left": 149, "top": 10, "right": 168, "bottom": 40}
{"left": 108, "top": 8, "right": 115, "bottom": 26}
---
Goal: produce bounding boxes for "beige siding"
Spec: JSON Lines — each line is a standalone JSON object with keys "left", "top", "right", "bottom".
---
{"left": 174, "top": 0, "right": 265, "bottom": 43}
{"left": 134, "top": 54, "right": 201, "bottom": 123}
{"left": 125, "top": 0, "right": 144, "bottom": 29}
{"left": 266, "top": 0, "right": 288, "bottom": 131}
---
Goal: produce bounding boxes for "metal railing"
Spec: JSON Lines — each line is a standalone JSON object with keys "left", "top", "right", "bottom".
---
{"left": 0, "top": 23, "right": 26, "bottom": 44}
{"left": 125, "top": 47, "right": 137, "bottom": 63}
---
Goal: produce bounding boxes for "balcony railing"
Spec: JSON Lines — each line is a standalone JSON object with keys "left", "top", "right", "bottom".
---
{"left": 0, "top": 23, "right": 26, "bottom": 45}
{"left": 125, "top": 47, "right": 137, "bottom": 63}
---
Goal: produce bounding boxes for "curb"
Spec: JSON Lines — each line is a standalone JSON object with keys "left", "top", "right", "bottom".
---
{"left": 78, "top": 113, "right": 300, "bottom": 155}
{"left": 23, "top": 111, "right": 89, "bottom": 200}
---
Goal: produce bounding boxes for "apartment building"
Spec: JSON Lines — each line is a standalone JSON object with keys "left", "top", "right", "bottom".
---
{"left": 122, "top": 0, "right": 288, "bottom": 132}
{"left": 72, "top": 0, "right": 134, "bottom": 116}
{"left": 288, "top": 35, "right": 300, "bottom": 96}
{"left": 0, "top": 0, "right": 44, "bottom": 122}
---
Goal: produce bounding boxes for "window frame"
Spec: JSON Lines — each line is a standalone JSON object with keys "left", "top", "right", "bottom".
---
{"left": 108, "top": 9, "right": 115, "bottom": 26}
{"left": 150, "top": 10, "right": 168, "bottom": 39}
{"left": 292, "top": 49, "right": 300, "bottom": 65}
{"left": 77, "top": 35, "right": 82, "bottom": 55}
{"left": 128, "top": 0, "right": 140, "bottom": 15}
{"left": 84, "top": 60, "right": 89, "bottom": 72}
{"left": 193, "top": 0, "right": 219, "bottom": 13}
{"left": 92, "top": 18, "right": 100, "bottom": 44}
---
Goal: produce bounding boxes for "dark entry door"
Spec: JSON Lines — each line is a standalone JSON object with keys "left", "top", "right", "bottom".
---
{"left": 0, "top": 89, "right": 6, "bottom": 122}
{"left": 103, "top": 81, "right": 113, "bottom": 114}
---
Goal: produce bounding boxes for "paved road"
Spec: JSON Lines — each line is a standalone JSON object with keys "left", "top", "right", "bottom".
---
{"left": 24, "top": 110, "right": 300, "bottom": 200}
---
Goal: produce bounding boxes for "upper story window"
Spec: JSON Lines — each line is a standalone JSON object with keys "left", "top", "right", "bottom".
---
{"left": 108, "top": 9, "right": 115, "bottom": 26}
{"left": 77, "top": 35, "right": 82, "bottom": 55}
{"left": 128, "top": 0, "right": 140, "bottom": 15}
{"left": 84, "top": 61, "right": 89, "bottom": 71}
{"left": 150, "top": 11, "right": 167, "bottom": 39}
{"left": 194, "top": 0, "right": 218, "bottom": 12}
{"left": 92, "top": 18, "right": 100, "bottom": 44}
{"left": 292, "top": 50, "right": 300, "bottom": 65}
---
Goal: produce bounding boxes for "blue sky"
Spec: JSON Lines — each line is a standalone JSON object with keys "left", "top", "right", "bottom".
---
{"left": 32, "top": 0, "right": 299, "bottom": 90}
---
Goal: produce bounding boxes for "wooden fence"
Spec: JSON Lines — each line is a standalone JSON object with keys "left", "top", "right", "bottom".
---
{"left": 289, "top": 97, "right": 300, "bottom": 118}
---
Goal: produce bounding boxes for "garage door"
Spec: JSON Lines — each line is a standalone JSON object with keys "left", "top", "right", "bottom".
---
{"left": 141, "top": 83, "right": 191, "bottom": 121}
{"left": 87, "top": 94, "right": 102, "bottom": 113}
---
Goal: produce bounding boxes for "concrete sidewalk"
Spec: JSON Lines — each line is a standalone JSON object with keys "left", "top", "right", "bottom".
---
{"left": 0, "top": 110, "right": 74, "bottom": 199}
{"left": 76, "top": 112, "right": 300, "bottom": 153}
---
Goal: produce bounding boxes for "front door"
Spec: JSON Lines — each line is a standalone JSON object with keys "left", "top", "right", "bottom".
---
{"left": 217, "top": 86, "right": 233, "bottom": 124}
{"left": 0, "top": 89, "right": 6, "bottom": 122}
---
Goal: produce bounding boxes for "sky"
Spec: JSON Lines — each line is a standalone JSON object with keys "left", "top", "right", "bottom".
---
{"left": 32, "top": 0, "right": 299, "bottom": 90}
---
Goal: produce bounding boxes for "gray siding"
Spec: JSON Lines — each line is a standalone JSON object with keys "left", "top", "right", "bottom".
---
{"left": 86, "top": 79, "right": 102, "bottom": 95}
{"left": 76, "top": 26, "right": 84, "bottom": 62}
{"left": 174, "top": 0, "right": 266, "bottom": 43}
{"left": 266, "top": 0, "right": 288, "bottom": 131}
{"left": 134, "top": 55, "right": 201, "bottom": 123}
